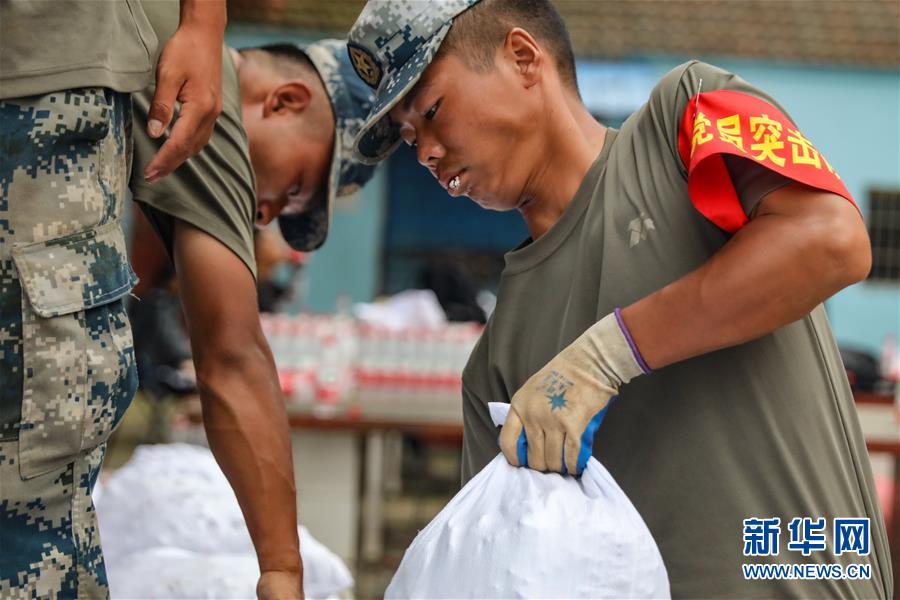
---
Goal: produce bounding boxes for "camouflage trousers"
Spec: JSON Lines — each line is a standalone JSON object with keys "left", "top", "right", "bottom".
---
{"left": 0, "top": 88, "right": 139, "bottom": 598}
{"left": 0, "top": 441, "right": 108, "bottom": 599}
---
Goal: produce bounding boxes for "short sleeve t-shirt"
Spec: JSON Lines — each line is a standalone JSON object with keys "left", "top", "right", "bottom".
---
{"left": 460, "top": 61, "right": 891, "bottom": 598}
{"left": 129, "top": 0, "right": 258, "bottom": 278}
{"left": 0, "top": 0, "right": 157, "bottom": 99}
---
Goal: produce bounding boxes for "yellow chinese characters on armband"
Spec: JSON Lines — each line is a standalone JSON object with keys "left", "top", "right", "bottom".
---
{"left": 691, "top": 112, "right": 713, "bottom": 157}
{"left": 786, "top": 128, "right": 821, "bottom": 169}
{"left": 678, "top": 88, "right": 856, "bottom": 234}
{"left": 716, "top": 114, "right": 745, "bottom": 152}
{"left": 749, "top": 114, "right": 786, "bottom": 167}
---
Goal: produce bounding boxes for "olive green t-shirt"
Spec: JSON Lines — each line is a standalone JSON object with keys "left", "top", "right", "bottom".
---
{"left": 0, "top": 0, "right": 157, "bottom": 99}
{"left": 460, "top": 61, "right": 891, "bottom": 598}
{"left": 129, "top": 0, "right": 257, "bottom": 277}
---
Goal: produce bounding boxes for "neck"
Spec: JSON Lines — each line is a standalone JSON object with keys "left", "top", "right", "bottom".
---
{"left": 518, "top": 91, "right": 606, "bottom": 241}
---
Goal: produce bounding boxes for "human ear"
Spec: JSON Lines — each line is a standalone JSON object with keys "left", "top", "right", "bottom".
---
{"left": 504, "top": 27, "right": 543, "bottom": 88}
{"left": 264, "top": 81, "right": 313, "bottom": 117}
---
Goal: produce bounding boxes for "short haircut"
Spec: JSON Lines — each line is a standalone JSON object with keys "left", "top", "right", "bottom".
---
{"left": 242, "top": 43, "right": 318, "bottom": 80}
{"left": 437, "top": 0, "right": 579, "bottom": 94}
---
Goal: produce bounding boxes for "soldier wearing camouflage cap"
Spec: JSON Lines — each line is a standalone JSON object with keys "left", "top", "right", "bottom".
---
{"left": 347, "top": 1, "right": 890, "bottom": 598}
{"left": 125, "top": 2, "right": 377, "bottom": 598}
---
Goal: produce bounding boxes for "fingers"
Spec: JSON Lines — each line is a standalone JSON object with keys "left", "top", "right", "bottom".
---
{"left": 544, "top": 431, "right": 566, "bottom": 473}
{"left": 544, "top": 430, "right": 565, "bottom": 474}
{"left": 564, "top": 427, "right": 582, "bottom": 477}
{"left": 143, "top": 101, "right": 217, "bottom": 183}
{"left": 499, "top": 409, "right": 524, "bottom": 467}
{"left": 525, "top": 424, "right": 546, "bottom": 472}
{"left": 147, "top": 64, "right": 182, "bottom": 141}
{"left": 143, "top": 19, "right": 223, "bottom": 182}
{"left": 143, "top": 67, "right": 181, "bottom": 183}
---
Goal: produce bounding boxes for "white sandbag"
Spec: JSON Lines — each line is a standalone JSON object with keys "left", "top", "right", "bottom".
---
{"left": 385, "top": 403, "right": 669, "bottom": 599}
{"left": 299, "top": 525, "right": 356, "bottom": 599}
{"left": 107, "top": 548, "right": 259, "bottom": 599}
{"left": 94, "top": 443, "right": 353, "bottom": 599}
{"left": 95, "top": 444, "right": 250, "bottom": 558}
{"left": 106, "top": 528, "right": 350, "bottom": 600}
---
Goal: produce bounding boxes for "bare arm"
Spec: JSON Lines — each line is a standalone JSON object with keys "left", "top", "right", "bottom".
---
{"left": 144, "top": 0, "right": 226, "bottom": 183}
{"left": 173, "top": 221, "right": 304, "bottom": 598}
{"left": 623, "top": 183, "right": 871, "bottom": 368}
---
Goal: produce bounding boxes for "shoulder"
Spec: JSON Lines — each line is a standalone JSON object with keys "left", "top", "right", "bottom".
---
{"left": 651, "top": 60, "right": 698, "bottom": 100}
{"left": 651, "top": 60, "right": 789, "bottom": 119}
{"left": 648, "top": 60, "right": 745, "bottom": 111}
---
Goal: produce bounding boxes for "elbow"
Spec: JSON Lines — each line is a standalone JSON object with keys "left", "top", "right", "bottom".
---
{"left": 818, "top": 210, "right": 872, "bottom": 289}
{"left": 193, "top": 328, "right": 272, "bottom": 391}
{"left": 758, "top": 185, "right": 871, "bottom": 295}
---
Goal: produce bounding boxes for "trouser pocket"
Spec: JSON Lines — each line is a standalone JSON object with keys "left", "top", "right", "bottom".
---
{"left": 14, "top": 222, "right": 138, "bottom": 479}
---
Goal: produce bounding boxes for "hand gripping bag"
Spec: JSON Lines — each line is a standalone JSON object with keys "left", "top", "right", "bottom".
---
{"left": 385, "top": 403, "right": 670, "bottom": 599}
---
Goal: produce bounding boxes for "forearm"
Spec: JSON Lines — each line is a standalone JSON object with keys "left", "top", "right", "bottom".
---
{"left": 623, "top": 185, "right": 870, "bottom": 369}
{"left": 196, "top": 339, "right": 302, "bottom": 575}
{"left": 172, "top": 221, "right": 301, "bottom": 578}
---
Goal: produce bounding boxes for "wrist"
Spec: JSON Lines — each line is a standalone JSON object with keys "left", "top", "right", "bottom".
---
{"left": 255, "top": 531, "right": 302, "bottom": 574}
{"left": 578, "top": 311, "right": 650, "bottom": 387}
{"left": 613, "top": 308, "right": 652, "bottom": 376}
{"left": 178, "top": 0, "right": 226, "bottom": 36}
{"left": 258, "top": 552, "right": 303, "bottom": 575}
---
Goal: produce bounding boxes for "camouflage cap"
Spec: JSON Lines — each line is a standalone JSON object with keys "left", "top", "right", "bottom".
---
{"left": 278, "top": 38, "right": 378, "bottom": 252}
{"left": 347, "top": 0, "right": 482, "bottom": 165}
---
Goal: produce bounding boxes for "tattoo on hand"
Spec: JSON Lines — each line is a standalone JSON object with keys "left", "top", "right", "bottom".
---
{"left": 539, "top": 370, "right": 574, "bottom": 411}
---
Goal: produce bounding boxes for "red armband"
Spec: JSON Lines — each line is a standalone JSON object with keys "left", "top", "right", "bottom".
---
{"left": 677, "top": 90, "right": 856, "bottom": 233}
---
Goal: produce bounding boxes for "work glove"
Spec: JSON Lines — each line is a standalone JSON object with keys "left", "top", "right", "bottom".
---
{"left": 499, "top": 310, "right": 651, "bottom": 476}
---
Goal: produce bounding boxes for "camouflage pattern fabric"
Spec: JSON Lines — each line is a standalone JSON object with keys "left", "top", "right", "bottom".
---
{"left": 278, "top": 38, "right": 377, "bottom": 252}
{"left": 0, "top": 87, "right": 138, "bottom": 597}
{"left": 347, "top": 0, "right": 481, "bottom": 163}
{"left": 0, "top": 441, "right": 108, "bottom": 599}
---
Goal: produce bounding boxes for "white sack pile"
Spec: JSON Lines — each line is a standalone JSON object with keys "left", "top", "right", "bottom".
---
{"left": 386, "top": 403, "right": 670, "bottom": 599}
{"left": 94, "top": 443, "right": 352, "bottom": 599}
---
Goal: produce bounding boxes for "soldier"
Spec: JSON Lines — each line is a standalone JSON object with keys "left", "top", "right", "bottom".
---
{"left": 0, "top": 1, "right": 224, "bottom": 597}
{"left": 345, "top": 0, "right": 891, "bottom": 597}
{"left": 127, "top": 3, "right": 377, "bottom": 597}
